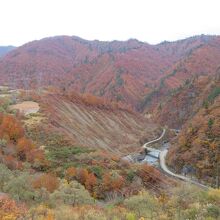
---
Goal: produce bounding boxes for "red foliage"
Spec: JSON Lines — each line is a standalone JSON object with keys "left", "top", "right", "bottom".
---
{"left": 0, "top": 35, "right": 219, "bottom": 112}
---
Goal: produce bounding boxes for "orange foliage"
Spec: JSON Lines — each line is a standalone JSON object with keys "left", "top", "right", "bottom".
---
{"left": 103, "top": 173, "right": 112, "bottom": 191}
{"left": 0, "top": 197, "right": 27, "bottom": 220}
{"left": 76, "top": 168, "right": 89, "bottom": 185}
{"left": 32, "top": 173, "right": 59, "bottom": 193}
{"left": 65, "top": 167, "right": 76, "bottom": 181}
{"left": 0, "top": 114, "right": 24, "bottom": 143}
{"left": 0, "top": 113, "right": 47, "bottom": 169}
{"left": 111, "top": 176, "right": 124, "bottom": 190}
{"left": 103, "top": 172, "right": 125, "bottom": 192}
{"left": 85, "top": 173, "right": 97, "bottom": 191}
{"left": 16, "top": 137, "right": 35, "bottom": 161}
{"left": 4, "top": 155, "right": 23, "bottom": 170}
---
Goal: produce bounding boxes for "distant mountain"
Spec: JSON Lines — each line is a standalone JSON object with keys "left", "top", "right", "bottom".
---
{"left": 0, "top": 35, "right": 219, "bottom": 111}
{"left": 0, "top": 46, "right": 15, "bottom": 58}
{"left": 141, "top": 36, "right": 220, "bottom": 112}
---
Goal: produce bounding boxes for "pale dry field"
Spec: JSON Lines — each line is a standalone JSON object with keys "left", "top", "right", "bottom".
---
{"left": 10, "top": 101, "right": 40, "bottom": 115}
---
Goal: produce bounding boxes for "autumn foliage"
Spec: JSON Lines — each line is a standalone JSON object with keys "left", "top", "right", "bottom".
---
{"left": 0, "top": 113, "right": 47, "bottom": 170}
{"left": 0, "top": 197, "right": 27, "bottom": 220}
{"left": 65, "top": 166, "right": 77, "bottom": 181}
{"left": 0, "top": 114, "right": 24, "bottom": 143}
{"left": 32, "top": 173, "right": 59, "bottom": 193}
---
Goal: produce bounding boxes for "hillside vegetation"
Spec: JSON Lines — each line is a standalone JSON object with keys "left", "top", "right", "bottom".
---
{"left": 0, "top": 35, "right": 220, "bottom": 219}
{"left": 1, "top": 35, "right": 219, "bottom": 110}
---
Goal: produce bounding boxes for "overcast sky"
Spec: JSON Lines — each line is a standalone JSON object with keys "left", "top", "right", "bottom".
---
{"left": 0, "top": 0, "right": 220, "bottom": 46}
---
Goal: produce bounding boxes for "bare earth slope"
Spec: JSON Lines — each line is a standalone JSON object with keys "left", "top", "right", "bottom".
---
{"left": 39, "top": 93, "right": 159, "bottom": 153}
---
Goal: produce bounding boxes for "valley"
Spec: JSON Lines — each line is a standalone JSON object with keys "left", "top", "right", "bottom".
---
{"left": 0, "top": 35, "right": 219, "bottom": 220}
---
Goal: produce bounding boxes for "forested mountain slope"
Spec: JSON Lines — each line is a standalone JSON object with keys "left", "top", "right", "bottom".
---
{"left": 1, "top": 35, "right": 219, "bottom": 110}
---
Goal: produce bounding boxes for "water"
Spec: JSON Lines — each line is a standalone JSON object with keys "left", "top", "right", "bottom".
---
{"left": 141, "top": 155, "right": 158, "bottom": 165}
{"left": 140, "top": 143, "right": 170, "bottom": 166}
{"left": 123, "top": 143, "right": 170, "bottom": 166}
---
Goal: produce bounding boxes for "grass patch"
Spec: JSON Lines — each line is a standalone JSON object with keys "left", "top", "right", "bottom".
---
{"left": 46, "top": 146, "right": 94, "bottom": 160}
{"left": 207, "top": 86, "right": 220, "bottom": 103}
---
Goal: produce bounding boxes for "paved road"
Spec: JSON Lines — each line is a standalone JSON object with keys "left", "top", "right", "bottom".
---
{"left": 143, "top": 128, "right": 166, "bottom": 150}
{"left": 125, "top": 128, "right": 210, "bottom": 189}
{"left": 142, "top": 128, "right": 209, "bottom": 189}
{"left": 159, "top": 149, "right": 209, "bottom": 189}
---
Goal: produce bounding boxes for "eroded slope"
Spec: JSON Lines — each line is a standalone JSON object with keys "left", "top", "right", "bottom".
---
{"left": 39, "top": 93, "right": 159, "bottom": 153}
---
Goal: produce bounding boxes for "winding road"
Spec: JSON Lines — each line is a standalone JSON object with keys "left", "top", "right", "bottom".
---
{"left": 143, "top": 128, "right": 166, "bottom": 151}
{"left": 143, "top": 128, "right": 209, "bottom": 189}
{"left": 159, "top": 149, "right": 209, "bottom": 189}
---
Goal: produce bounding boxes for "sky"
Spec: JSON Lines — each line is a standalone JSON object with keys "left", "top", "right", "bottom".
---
{"left": 0, "top": 0, "right": 220, "bottom": 46}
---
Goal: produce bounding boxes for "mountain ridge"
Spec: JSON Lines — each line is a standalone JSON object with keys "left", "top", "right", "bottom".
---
{"left": 1, "top": 34, "right": 219, "bottom": 111}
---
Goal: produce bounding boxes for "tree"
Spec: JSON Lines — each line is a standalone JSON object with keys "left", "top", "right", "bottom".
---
{"left": 76, "top": 168, "right": 89, "bottom": 185}
{"left": 124, "top": 191, "right": 159, "bottom": 219}
{"left": 0, "top": 164, "right": 13, "bottom": 191}
{"left": 27, "top": 148, "right": 47, "bottom": 170}
{"left": 28, "top": 204, "right": 54, "bottom": 220}
{"left": 16, "top": 137, "right": 35, "bottom": 161}
{"left": 0, "top": 197, "right": 27, "bottom": 220}
{"left": 0, "top": 115, "right": 24, "bottom": 143}
{"left": 32, "top": 173, "right": 59, "bottom": 193}
{"left": 208, "top": 118, "right": 214, "bottom": 130}
{"left": 103, "top": 173, "right": 112, "bottom": 191}
{"left": 3, "top": 172, "right": 37, "bottom": 202}
{"left": 111, "top": 176, "right": 124, "bottom": 191}
{"left": 65, "top": 167, "right": 76, "bottom": 181}
{"left": 49, "top": 180, "right": 94, "bottom": 207}
{"left": 85, "top": 173, "right": 97, "bottom": 191}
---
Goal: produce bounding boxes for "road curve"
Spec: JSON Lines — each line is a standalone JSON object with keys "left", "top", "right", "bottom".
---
{"left": 143, "top": 128, "right": 166, "bottom": 150}
{"left": 142, "top": 128, "right": 209, "bottom": 189}
{"left": 159, "top": 149, "right": 209, "bottom": 189}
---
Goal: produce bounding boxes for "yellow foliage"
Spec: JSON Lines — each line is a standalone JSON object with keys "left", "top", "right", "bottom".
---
{"left": 28, "top": 204, "right": 55, "bottom": 220}
{"left": 1, "top": 213, "right": 17, "bottom": 220}
{"left": 207, "top": 189, "right": 220, "bottom": 204}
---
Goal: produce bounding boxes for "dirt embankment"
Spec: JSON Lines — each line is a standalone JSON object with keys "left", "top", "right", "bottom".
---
{"left": 41, "top": 94, "right": 160, "bottom": 153}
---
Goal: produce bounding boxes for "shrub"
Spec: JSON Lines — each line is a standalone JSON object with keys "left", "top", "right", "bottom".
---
{"left": 124, "top": 191, "right": 159, "bottom": 219}
{"left": 49, "top": 180, "right": 94, "bottom": 207}
{"left": 65, "top": 167, "right": 77, "bottom": 181}
{"left": 126, "top": 212, "right": 136, "bottom": 220}
{"left": 207, "top": 87, "right": 220, "bottom": 103}
{"left": 0, "top": 163, "right": 13, "bottom": 191}
{"left": 89, "top": 166, "right": 103, "bottom": 179}
{"left": 126, "top": 170, "right": 135, "bottom": 182}
{"left": 206, "top": 205, "right": 220, "bottom": 219}
{"left": 3, "top": 172, "right": 37, "bottom": 202}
